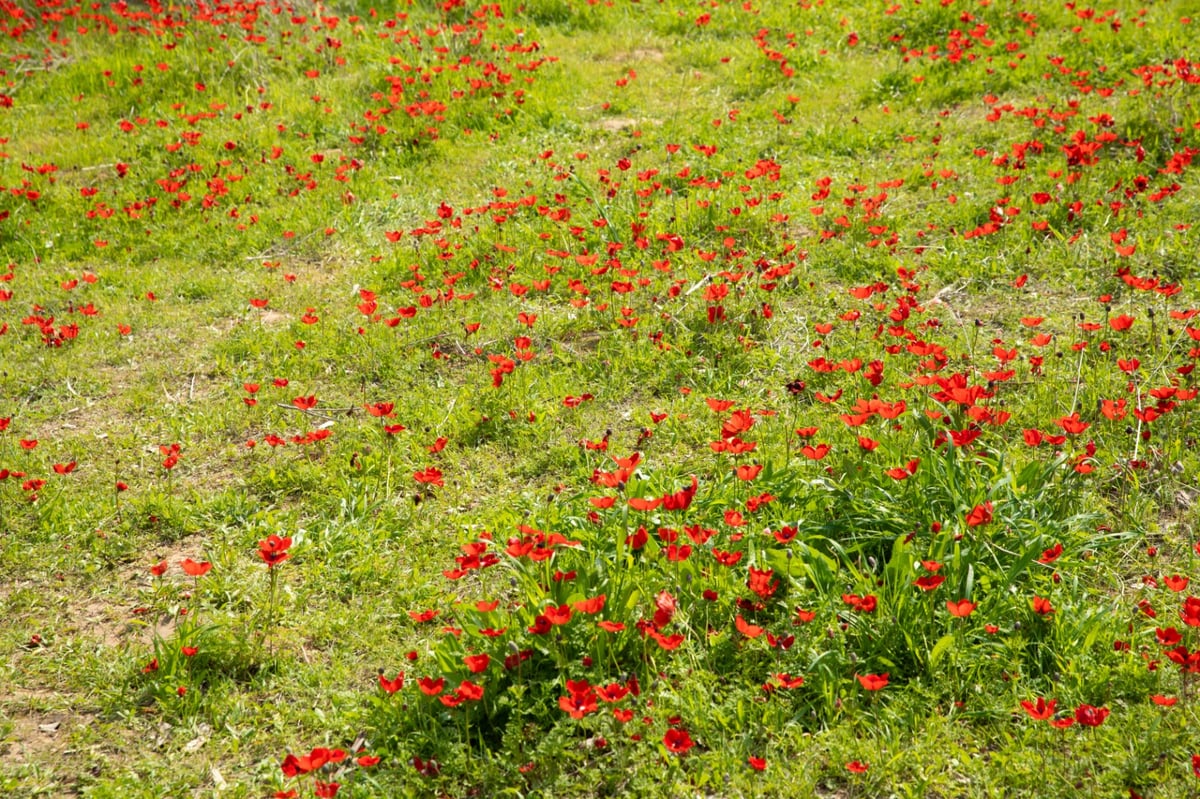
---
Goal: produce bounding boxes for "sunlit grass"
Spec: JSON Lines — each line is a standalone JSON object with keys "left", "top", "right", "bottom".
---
{"left": 2, "top": 0, "right": 1200, "bottom": 796}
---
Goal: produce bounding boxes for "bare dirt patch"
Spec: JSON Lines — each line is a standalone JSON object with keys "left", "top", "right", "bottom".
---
{"left": 19, "top": 537, "right": 212, "bottom": 652}
{"left": 258, "top": 309, "right": 290, "bottom": 327}
{"left": 590, "top": 116, "right": 657, "bottom": 132}
{"left": 614, "top": 48, "right": 664, "bottom": 63}
{"left": 1, "top": 709, "right": 77, "bottom": 763}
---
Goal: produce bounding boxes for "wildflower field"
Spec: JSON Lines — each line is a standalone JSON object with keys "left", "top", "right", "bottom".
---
{"left": 2, "top": 0, "right": 1200, "bottom": 796}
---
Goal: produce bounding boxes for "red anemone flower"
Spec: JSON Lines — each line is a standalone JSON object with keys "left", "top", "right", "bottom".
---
{"left": 258, "top": 535, "right": 293, "bottom": 568}
{"left": 378, "top": 672, "right": 405, "bottom": 694}
{"left": 1163, "top": 575, "right": 1189, "bottom": 592}
{"left": 314, "top": 781, "right": 340, "bottom": 798}
{"left": 418, "top": 676, "right": 445, "bottom": 696}
{"left": 180, "top": 558, "right": 212, "bottom": 577}
{"left": 946, "top": 598, "right": 976, "bottom": 617}
{"left": 662, "top": 472, "right": 700, "bottom": 511}
{"left": 1038, "top": 543, "right": 1063, "bottom": 564}
{"left": 1074, "top": 704, "right": 1109, "bottom": 727}
{"left": 1020, "top": 697, "right": 1055, "bottom": 720}
{"left": 280, "top": 747, "right": 347, "bottom": 778}
{"left": 463, "top": 654, "right": 490, "bottom": 673}
{"left": 735, "top": 615, "right": 765, "bottom": 638}
{"left": 857, "top": 672, "right": 889, "bottom": 691}
{"left": 663, "top": 728, "right": 694, "bottom": 755}
{"left": 413, "top": 467, "right": 444, "bottom": 487}
{"left": 1032, "top": 596, "right": 1055, "bottom": 616}
{"left": 965, "top": 501, "right": 993, "bottom": 527}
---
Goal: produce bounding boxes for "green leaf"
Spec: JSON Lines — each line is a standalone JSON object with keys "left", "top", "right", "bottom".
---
{"left": 1003, "top": 539, "right": 1045, "bottom": 585}
{"left": 929, "top": 633, "right": 956, "bottom": 667}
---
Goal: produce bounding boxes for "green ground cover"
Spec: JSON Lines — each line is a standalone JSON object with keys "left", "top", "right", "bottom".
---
{"left": 2, "top": 0, "right": 1200, "bottom": 796}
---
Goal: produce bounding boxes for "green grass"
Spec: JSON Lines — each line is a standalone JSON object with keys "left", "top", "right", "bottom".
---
{"left": 2, "top": 0, "right": 1200, "bottom": 796}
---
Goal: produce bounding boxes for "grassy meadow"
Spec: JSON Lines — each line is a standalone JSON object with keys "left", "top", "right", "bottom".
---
{"left": 2, "top": 0, "right": 1200, "bottom": 796}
